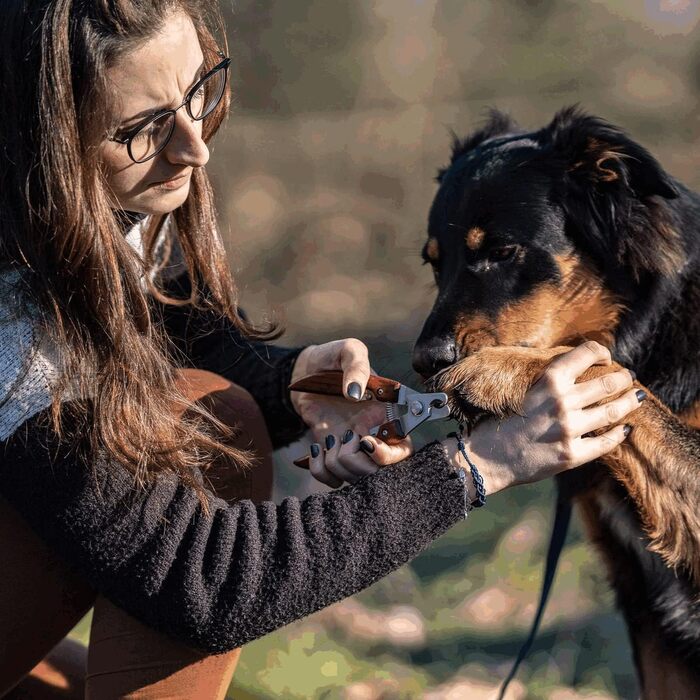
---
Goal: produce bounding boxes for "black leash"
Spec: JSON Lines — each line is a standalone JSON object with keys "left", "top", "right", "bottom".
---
{"left": 497, "top": 486, "right": 573, "bottom": 699}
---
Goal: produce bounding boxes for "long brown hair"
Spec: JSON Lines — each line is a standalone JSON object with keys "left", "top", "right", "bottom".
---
{"left": 0, "top": 0, "right": 277, "bottom": 506}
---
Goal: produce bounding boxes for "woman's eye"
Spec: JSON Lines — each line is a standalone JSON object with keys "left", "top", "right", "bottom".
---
{"left": 487, "top": 245, "right": 520, "bottom": 263}
{"left": 132, "top": 121, "right": 167, "bottom": 142}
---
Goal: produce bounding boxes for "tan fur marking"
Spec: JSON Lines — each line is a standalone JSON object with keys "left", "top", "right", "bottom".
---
{"left": 681, "top": 402, "right": 700, "bottom": 430}
{"left": 452, "top": 313, "right": 496, "bottom": 355}
{"left": 587, "top": 137, "right": 624, "bottom": 182}
{"left": 651, "top": 216, "right": 684, "bottom": 278}
{"left": 451, "top": 253, "right": 622, "bottom": 356}
{"left": 502, "top": 254, "right": 622, "bottom": 347}
{"left": 425, "top": 237, "right": 439, "bottom": 262}
{"left": 465, "top": 227, "right": 485, "bottom": 251}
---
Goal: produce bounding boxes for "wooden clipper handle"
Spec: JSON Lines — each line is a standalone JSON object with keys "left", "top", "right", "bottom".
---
{"left": 289, "top": 370, "right": 402, "bottom": 403}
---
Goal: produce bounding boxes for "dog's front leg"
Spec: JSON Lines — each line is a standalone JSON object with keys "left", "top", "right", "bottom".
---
{"left": 433, "top": 345, "right": 700, "bottom": 588}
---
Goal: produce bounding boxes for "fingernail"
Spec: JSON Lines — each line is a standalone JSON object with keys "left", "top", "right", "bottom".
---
{"left": 325, "top": 434, "right": 336, "bottom": 450}
{"left": 342, "top": 429, "right": 354, "bottom": 444}
{"left": 347, "top": 382, "right": 362, "bottom": 401}
{"left": 636, "top": 389, "right": 647, "bottom": 403}
{"left": 629, "top": 370, "right": 636, "bottom": 381}
{"left": 623, "top": 424, "right": 632, "bottom": 437}
{"left": 359, "top": 439, "right": 375, "bottom": 454}
{"left": 310, "top": 443, "right": 320, "bottom": 458}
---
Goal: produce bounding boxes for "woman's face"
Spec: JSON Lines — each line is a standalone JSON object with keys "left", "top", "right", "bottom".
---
{"left": 100, "top": 11, "right": 210, "bottom": 216}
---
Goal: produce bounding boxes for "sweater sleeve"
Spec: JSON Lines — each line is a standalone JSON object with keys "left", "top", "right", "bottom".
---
{"left": 0, "top": 408, "right": 467, "bottom": 654}
{"left": 152, "top": 273, "right": 307, "bottom": 449}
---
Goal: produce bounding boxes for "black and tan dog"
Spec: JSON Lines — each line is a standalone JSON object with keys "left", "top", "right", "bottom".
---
{"left": 413, "top": 107, "right": 700, "bottom": 698}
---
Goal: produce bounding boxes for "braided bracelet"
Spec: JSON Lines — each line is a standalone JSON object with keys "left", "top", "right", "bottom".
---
{"left": 447, "top": 426, "right": 487, "bottom": 510}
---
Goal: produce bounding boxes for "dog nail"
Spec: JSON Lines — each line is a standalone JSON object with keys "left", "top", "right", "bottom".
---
{"left": 623, "top": 424, "right": 633, "bottom": 437}
{"left": 347, "top": 382, "right": 362, "bottom": 401}
{"left": 342, "top": 429, "right": 354, "bottom": 444}
{"left": 325, "top": 434, "right": 336, "bottom": 450}
{"left": 310, "top": 443, "right": 320, "bottom": 458}
{"left": 636, "top": 389, "right": 647, "bottom": 403}
{"left": 359, "top": 439, "right": 375, "bottom": 454}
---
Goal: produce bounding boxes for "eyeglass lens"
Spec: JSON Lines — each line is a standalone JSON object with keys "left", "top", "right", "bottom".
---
{"left": 129, "top": 66, "right": 227, "bottom": 163}
{"left": 189, "top": 67, "right": 227, "bottom": 120}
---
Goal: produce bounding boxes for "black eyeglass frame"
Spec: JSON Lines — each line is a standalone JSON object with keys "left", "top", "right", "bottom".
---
{"left": 108, "top": 54, "right": 231, "bottom": 163}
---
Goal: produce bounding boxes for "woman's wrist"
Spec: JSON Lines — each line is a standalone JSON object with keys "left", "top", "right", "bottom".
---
{"left": 441, "top": 431, "right": 511, "bottom": 499}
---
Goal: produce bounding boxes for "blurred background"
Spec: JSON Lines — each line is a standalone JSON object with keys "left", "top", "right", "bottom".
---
{"left": 76, "top": 1, "right": 700, "bottom": 697}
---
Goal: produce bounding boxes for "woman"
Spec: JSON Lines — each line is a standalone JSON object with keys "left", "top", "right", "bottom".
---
{"left": 0, "top": 1, "right": 643, "bottom": 698}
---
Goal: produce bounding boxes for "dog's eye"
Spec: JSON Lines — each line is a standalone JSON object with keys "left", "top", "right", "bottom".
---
{"left": 487, "top": 245, "right": 520, "bottom": 263}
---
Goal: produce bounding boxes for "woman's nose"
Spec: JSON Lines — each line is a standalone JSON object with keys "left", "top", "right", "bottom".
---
{"left": 163, "top": 112, "right": 209, "bottom": 168}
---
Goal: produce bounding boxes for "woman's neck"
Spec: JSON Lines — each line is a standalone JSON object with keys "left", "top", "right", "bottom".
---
{"left": 115, "top": 209, "right": 148, "bottom": 234}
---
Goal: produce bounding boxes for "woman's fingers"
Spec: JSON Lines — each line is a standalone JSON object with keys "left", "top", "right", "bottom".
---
{"left": 338, "top": 339, "right": 371, "bottom": 401}
{"left": 568, "top": 369, "right": 636, "bottom": 410}
{"left": 325, "top": 431, "right": 362, "bottom": 483}
{"left": 571, "top": 387, "right": 644, "bottom": 437}
{"left": 570, "top": 424, "right": 630, "bottom": 468}
{"left": 308, "top": 441, "right": 343, "bottom": 488}
{"left": 334, "top": 431, "right": 380, "bottom": 481}
{"left": 308, "top": 429, "right": 410, "bottom": 486}
{"left": 359, "top": 436, "right": 414, "bottom": 466}
{"left": 537, "top": 341, "right": 612, "bottom": 390}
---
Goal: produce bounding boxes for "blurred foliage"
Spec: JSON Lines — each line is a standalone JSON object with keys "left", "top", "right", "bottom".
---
{"left": 74, "top": 0, "right": 700, "bottom": 696}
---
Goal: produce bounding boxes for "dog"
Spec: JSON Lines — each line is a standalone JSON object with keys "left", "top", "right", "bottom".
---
{"left": 412, "top": 107, "right": 700, "bottom": 698}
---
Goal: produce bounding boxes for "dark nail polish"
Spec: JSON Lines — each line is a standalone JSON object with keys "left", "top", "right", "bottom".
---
{"left": 629, "top": 370, "right": 636, "bottom": 382}
{"left": 310, "top": 443, "right": 320, "bottom": 458}
{"left": 325, "top": 434, "right": 336, "bottom": 450}
{"left": 636, "top": 389, "right": 647, "bottom": 403}
{"left": 347, "top": 382, "right": 362, "bottom": 401}
{"left": 623, "top": 424, "right": 632, "bottom": 437}
{"left": 359, "top": 439, "right": 375, "bottom": 454}
{"left": 342, "top": 429, "right": 354, "bottom": 444}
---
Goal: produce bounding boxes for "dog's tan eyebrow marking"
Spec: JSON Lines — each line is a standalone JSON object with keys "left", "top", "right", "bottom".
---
{"left": 465, "top": 227, "right": 485, "bottom": 250}
{"left": 425, "top": 237, "right": 439, "bottom": 261}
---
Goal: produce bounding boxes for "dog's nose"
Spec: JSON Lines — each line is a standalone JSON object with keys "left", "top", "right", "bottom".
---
{"left": 412, "top": 339, "right": 457, "bottom": 378}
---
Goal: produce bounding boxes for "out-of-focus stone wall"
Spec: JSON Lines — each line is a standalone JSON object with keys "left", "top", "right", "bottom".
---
{"left": 208, "top": 0, "right": 700, "bottom": 346}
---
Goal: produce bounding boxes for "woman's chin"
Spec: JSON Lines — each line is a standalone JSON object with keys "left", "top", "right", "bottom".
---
{"left": 127, "top": 187, "right": 190, "bottom": 216}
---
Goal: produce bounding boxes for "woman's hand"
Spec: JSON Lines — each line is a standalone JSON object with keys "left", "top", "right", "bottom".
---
{"left": 291, "top": 339, "right": 413, "bottom": 486}
{"left": 441, "top": 341, "right": 642, "bottom": 498}
{"left": 291, "top": 339, "right": 384, "bottom": 437}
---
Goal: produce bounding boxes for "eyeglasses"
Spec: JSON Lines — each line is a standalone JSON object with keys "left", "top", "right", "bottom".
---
{"left": 108, "top": 55, "right": 231, "bottom": 163}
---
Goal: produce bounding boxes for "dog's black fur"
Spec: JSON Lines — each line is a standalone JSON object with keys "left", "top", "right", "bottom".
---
{"left": 413, "top": 107, "right": 700, "bottom": 692}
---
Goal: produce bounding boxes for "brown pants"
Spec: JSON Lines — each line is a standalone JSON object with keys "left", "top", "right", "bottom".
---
{"left": 1, "top": 369, "right": 274, "bottom": 699}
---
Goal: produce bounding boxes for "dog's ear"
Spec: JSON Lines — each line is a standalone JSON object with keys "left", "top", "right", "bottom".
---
{"left": 437, "top": 109, "right": 520, "bottom": 183}
{"left": 543, "top": 105, "right": 679, "bottom": 200}
{"left": 542, "top": 106, "right": 682, "bottom": 278}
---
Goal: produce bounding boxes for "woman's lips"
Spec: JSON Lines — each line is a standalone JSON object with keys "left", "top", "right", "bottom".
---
{"left": 151, "top": 172, "right": 191, "bottom": 189}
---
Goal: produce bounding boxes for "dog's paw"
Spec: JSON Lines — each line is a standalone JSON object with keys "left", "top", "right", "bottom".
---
{"left": 430, "top": 346, "right": 573, "bottom": 426}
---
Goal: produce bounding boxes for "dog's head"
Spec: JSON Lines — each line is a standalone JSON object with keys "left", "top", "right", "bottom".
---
{"left": 413, "top": 106, "right": 683, "bottom": 378}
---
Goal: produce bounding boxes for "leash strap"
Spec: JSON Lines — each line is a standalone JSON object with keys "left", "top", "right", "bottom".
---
{"left": 497, "top": 487, "right": 573, "bottom": 699}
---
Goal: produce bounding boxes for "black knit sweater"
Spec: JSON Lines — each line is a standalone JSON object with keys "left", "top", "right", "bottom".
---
{"left": 0, "top": 275, "right": 467, "bottom": 654}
